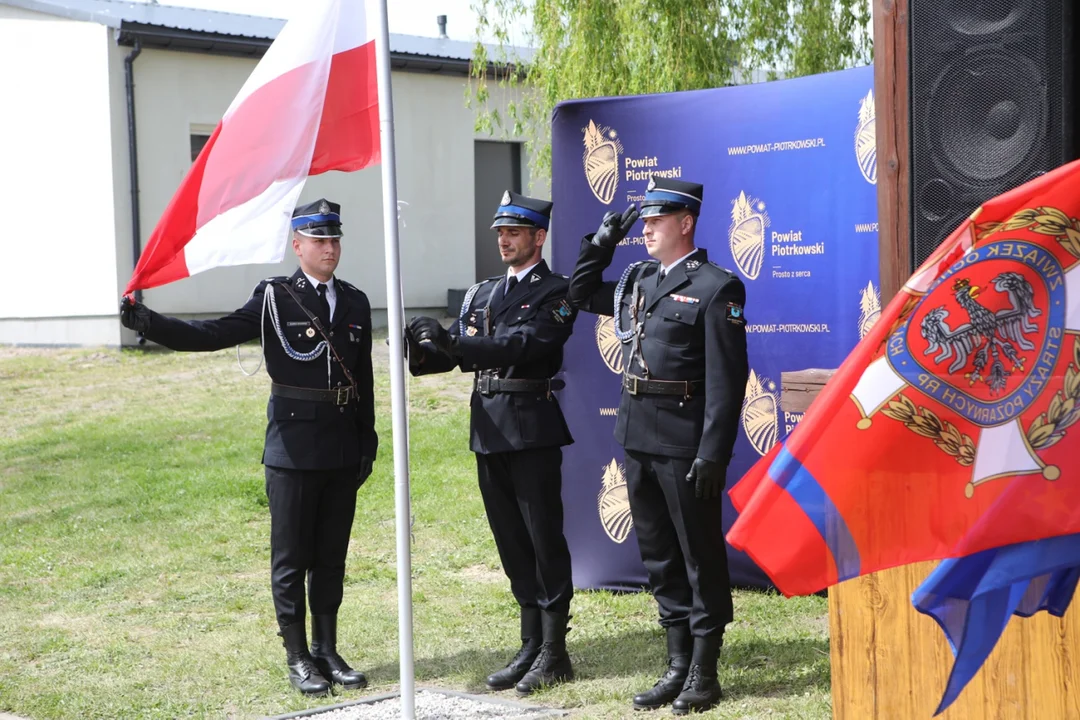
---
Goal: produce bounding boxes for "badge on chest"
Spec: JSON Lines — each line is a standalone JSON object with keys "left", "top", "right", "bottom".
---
{"left": 286, "top": 320, "right": 317, "bottom": 340}
{"left": 466, "top": 308, "right": 488, "bottom": 337}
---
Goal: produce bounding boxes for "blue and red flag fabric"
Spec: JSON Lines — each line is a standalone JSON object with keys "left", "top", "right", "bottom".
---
{"left": 726, "top": 158, "right": 1080, "bottom": 713}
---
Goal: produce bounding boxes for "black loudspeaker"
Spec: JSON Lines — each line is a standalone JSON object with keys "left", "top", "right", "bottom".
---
{"left": 909, "top": 1, "right": 1077, "bottom": 268}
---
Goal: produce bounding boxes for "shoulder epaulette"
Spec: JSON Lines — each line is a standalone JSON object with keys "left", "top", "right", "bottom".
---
{"left": 251, "top": 276, "right": 289, "bottom": 300}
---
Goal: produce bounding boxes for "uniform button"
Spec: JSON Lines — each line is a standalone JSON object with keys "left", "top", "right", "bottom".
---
{"left": 679, "top": 402, "right": 684, "bottom": 408}
{"left": 290, "top": 412, "right": 295, "bottom": 417}
{"left": 472, "top": 364, "right": 478, "bottom": 369}
{"left": 337, "top": 381, "right": 342, "bottom": 387}
{"left": 675, "top": 313, "right": 681, "bottom": 319}
{"left": 339, "top": 407, "right": 345, "bottom": 414}
{"left": 646, "top": 312, "right": 652, "bottom": 318}
{"left": 330, "top": 331, "right": 334, "bottom": 337}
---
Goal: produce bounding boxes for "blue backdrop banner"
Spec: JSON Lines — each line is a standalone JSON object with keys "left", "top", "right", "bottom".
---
{"left": 550, "top": 65, "right": 881, "bottom": 590}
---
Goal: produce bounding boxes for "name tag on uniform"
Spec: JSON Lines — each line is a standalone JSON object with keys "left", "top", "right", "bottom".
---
{"left": 669, "top": 294, "right": 700, "bottom": 304}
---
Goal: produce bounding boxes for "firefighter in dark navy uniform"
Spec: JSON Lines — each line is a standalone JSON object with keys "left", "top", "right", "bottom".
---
{"left": 119, "top": 199, "right": 377, "bottom": 697}
{"left": 568, "top": 177, "right": 749, "bottom": 714}
{"left": 406, "top": 191, "right": 578, "bottom": 696}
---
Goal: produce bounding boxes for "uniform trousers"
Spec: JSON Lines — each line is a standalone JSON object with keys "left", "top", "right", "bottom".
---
{"left": 476, "top": 447, "right": 574, "bottom": 614}
{"left": 265, "top": 465, "right": 360, "bottom": 628}
{"left": 624, "top": 450, "right": 733, "bottom": 637}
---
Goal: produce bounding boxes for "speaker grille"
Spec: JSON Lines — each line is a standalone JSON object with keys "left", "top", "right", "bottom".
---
{"left": 909, "top": 0, "right": 1074, "bottom": 268}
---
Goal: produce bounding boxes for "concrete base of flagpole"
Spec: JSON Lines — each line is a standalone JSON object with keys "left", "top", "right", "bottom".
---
{"left": 262, "top": 687, "right": 568, "bottom": 720}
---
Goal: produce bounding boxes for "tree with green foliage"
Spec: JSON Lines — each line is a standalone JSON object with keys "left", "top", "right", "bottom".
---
{"left": 470, "top": 0, "right": 872, "bottom": 178}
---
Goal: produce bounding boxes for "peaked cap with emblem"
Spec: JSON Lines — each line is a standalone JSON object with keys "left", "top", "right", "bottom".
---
{"left": 292, "top": 198, "right": 343, "bottom": 238}
{"left": 639, "top": 177, "right": 704, "bottom": 218}
{"left": 490, "top": 190, "right": 553, "bottom": 231}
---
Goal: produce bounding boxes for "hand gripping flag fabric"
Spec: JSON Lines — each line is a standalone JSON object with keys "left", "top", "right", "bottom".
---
{"left": 125, "top": 0, "right": 378, "bottom": 294}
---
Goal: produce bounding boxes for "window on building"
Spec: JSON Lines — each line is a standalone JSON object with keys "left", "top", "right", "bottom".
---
{"left": 190, "top": 133, "right": 211, "bottom": 163}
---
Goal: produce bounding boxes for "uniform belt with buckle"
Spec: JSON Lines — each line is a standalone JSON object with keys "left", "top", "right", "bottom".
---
{"left": 473, "top": 376, "right": 566, "bottom": 395}
{"left": 623, "top": 374, "right": 703, "bottom": 398}
{"left": 271, "top": 382, "right": 356, "bottom": 405}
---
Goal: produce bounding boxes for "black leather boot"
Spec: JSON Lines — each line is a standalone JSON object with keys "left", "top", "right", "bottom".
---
{"left": 632, "top": 625, "right": 691, "bottom": 711}
{"left": 486, "top": 607, "right": 542, "bottom": 691}
{"left": 515, "top": 609, "right": 573, "bottom": 696}
{"left": 672, "top": 636, "right": 723, "bottom": 715}
{"left": 279, "top": 622, "right": 331, "bottom": 696}
{"left": 310, "top": 614, "right": 368, "bottom": 689}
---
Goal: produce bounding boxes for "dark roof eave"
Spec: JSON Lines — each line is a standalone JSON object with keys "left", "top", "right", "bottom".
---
{"left": 116, "top": 23, "right": 518, "bottom": 76}
{"left": 117, "top": 23, "right": 270, "bottom": 57}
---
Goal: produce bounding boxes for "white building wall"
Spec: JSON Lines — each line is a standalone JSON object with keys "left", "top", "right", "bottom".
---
{"left": 0, "top": 6, "right": 122, "bottom": 345}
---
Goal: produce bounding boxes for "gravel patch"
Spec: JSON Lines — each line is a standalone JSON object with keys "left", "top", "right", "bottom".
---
{"left": 268, "top": 689, "right": 565, "bottom": 720}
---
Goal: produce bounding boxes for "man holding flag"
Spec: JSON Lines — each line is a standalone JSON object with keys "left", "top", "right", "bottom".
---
{"left": 122, "top": 202, "right": 377, "bottom": 696}
{"left": 118, "top": 0, "right": 389, "bottom": 698}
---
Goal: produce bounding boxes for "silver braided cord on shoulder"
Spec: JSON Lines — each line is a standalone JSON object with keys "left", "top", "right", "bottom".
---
{"left": 236, "top": 283, "right": 330, "bottom": 378}
{"left": 266, "top": 284, "right": 329, "bottom": 361}
{"left": 457, "top": 281, "right": 485, "bottom": 335}
{"left": 612, "top": 261, "right": 648, "bottom": 342}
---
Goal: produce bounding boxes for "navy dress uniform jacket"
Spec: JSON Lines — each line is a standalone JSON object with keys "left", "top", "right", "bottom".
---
{"left": 568, "top": 239, "right": 749, "bottom": 465}
{"left": 412, "top": 260, "right": 576, "bottom": 455}
{"left": 141, "top": 268, "right": 378, "bottom": 471}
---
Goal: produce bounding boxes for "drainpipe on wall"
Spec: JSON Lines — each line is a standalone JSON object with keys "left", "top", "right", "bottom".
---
{"left": 123, "top": 39, "right": 147, "bottom": 345}
{"left": 124, "top": 39, "right": 143, "bottom": 305}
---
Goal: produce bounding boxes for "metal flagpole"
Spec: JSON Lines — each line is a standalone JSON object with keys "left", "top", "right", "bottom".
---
{"left": 372, "top": 0, "right": 415, "bottom": 717}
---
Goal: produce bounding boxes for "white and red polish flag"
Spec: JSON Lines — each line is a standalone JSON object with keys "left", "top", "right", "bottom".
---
{"left": 125, "top": 0, "right": 378, "bottom": 293}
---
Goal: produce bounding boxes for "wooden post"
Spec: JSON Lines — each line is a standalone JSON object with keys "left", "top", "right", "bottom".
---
{"left": 874, "top": 0, "right": 911, "bottom": 303}
{"left": 780, "top": 369, "right": 1080, "bottom": 718}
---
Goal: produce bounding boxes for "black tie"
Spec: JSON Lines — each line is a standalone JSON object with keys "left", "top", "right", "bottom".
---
{"left": 505, "top": 275, "right": 518, "bottom": 297}
{"left": 658, "top": 268, "right": 667, "bottom": 282}
{"left": 316, "top": 283, "right": 331, "bottom": 326}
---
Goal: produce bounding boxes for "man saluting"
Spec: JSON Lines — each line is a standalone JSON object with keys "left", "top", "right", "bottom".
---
{"left": 568, "top": 177, "right": 749, "bottom": 714}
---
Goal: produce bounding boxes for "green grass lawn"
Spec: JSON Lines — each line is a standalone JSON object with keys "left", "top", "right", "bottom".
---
{"left": 0, "top": 338, "right": 829, "bottom": 719}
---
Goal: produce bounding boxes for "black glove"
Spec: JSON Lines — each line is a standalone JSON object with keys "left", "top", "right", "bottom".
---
{"left": 686, "top": 457, "right": 726, "bottom": 500}
{"left": 119, "top": 295, "right": 152, "bottom": 333}
{"left": 357, "top": 456, "right": 373, "bottom": 486}
{"left": 386, "top": 327, "right": 424, "bottom": 364}
{"left": 403, "top": 325, "right": 424, "bottom": 364}
{"left": 408, "top": 316, "right": 457, "bottom": 358}
{"left": 591, "top": 204, "right": 640, "bottom": 249}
